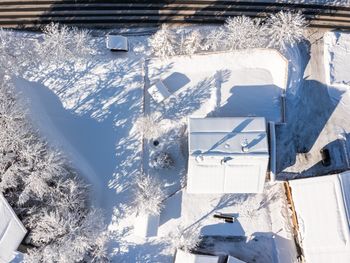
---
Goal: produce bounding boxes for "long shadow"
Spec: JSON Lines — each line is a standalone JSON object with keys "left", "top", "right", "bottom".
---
{"left": 288, "top": 134, "right": 350, "bottom": 178}
{"left": 15, "top": 77, "right": 118, "bottom": 209}
{"left": 276, "top": 79, "right": 342, "bottom": 173}
{"left": 213, "top": 84, "right": 282, "bottom": 123}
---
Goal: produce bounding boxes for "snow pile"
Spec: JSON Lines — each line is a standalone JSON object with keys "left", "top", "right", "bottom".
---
{"left": 324, "top": 31, "right": 350, "bottom": 87}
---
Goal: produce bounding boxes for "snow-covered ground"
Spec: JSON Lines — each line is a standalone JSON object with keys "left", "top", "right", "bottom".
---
{"left": 12, "top": 29, "right": 297, "bottom": 262}
{"left": 276, "top": 30, "right": 350, "bottom": 178}
{"left": 147, "top": 49, "right": 288, "bottom": 123}
{"left": 324, "top": 31, "right": 350, "bottom": 109}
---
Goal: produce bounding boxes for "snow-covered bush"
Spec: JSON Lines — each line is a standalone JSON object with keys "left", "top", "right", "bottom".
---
{"left": 37, "top": 23, "right": 93, "bottom": 65}
{"left": 135, "top": 113, "right": 165, "bottom": 140}
{"left": 151, "top": 151, "right": 174, "bottom": 169}
{"left": 266, "top": 11, "right": 307, "bottom": 50}
{"left": 133, "top": 173, "right": 165, "bottom": 215}
{"left": 149, "top": 24, "right": 176, "bottom": 59}
{"left": 168, "top": 225, "right": 202, "bottom": 252}
{"left": 0, "top": 82, "right": 109, "bottom": 262}
{"left": 225, "top": 16, "right": 265, "bottom": 50}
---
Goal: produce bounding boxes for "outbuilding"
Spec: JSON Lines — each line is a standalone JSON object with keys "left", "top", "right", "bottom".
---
{"left": 288, "top": 172, "right": 350, "bottom": 263}
{"left": 187, "top": 117, "right": 269, "bottom": 194}
{"left": 0, "top": 193, "right": 27, "bottom": 263}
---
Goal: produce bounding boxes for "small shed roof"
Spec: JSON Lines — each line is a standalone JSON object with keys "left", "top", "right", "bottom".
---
{"left": 0, "top": 194, "right": 27, "bottom": 263}
{"left": 289, "top": 172, "right": 350, "bottom": 263}
{"left": 174, "top": 250, "right": 220, "bottom": 263}
{"left": 187, "top": 117, "right": 269, "bottom": 194}
{"left": 106, "top": 34, "right": 128, "bottom": 51}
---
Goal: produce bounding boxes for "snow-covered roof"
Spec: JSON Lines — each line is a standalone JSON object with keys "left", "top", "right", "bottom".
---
{"left": 174, "top": 250, "right": 220, "bottom": 263}
{"left": 0, "top": 194, "right": 27, "bottom": 263}
{"left": 187, "top": 117, "right": 269, "bottom": 194}
{"left": 106, "top": 34, "right": 128, "bottom": 51}
{"left": 289, "top": 172, "right": 350, "bottom": 263}
{"left": 227, "top": 256, "right": 246, "bottom": 263}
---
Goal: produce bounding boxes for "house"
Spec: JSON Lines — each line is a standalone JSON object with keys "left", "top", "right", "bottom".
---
{"left": 288, "top": 172, "right": 350, "bottom": 263}
{"left": 0, "top": 193, "right": 27, "bottom": 263}
{"left": 187, "top": 117, "right": 269, "bottom": 194}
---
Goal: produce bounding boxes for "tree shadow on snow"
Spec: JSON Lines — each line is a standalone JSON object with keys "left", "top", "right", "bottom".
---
{"left": 276, "top": 79, "right": 343, "bottom": 174}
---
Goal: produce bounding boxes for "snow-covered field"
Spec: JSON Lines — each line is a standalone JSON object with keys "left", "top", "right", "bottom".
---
{"left": 12, "top": 30, "right": 297, "bottom": 262}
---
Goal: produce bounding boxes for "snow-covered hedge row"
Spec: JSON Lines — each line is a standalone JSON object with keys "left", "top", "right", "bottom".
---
{"left": 0, "top": 24, "right": 108, "bottom": 263}
{"left": 149, "top": 11, "right": 307, "bottom": 59}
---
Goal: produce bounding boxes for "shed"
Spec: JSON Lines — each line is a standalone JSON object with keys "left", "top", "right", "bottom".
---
{"left": 106, "top": 34, "right": 128, "bottom": 51}
{"left": 174, "top": 249, "right": 220, "bottom": 263}
{"left": 0, "top": 194, "right": 27, "bottom": 263}
{"left": 289, "top": 172, "right": 350, "bottom": 263}
{"left": 187, "top": 117, "right": 269, "bottom": 194}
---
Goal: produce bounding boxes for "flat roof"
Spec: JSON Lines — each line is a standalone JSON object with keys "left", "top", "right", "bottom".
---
{"left": 289, "top": 172, "right": 350, "bottom": 262}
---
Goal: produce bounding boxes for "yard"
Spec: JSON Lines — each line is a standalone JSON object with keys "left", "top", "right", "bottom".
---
{"left": 8, "top": 25, "right": 350, "bottom": 262}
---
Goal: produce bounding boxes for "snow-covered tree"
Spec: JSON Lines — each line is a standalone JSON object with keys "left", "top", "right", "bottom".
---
{"left": 0, "top": 28, "right": 34, "bottom": 76}
{"left": 205, "top": 27, "right": 226, "bottom": 51}
{"left": 180, "top": 30, "right": 203, "bottom": 56}
{"left": 0, "top": 82, "right": 110, "bottom": 262}
{"left": 149, "top": 24, "right": 176, "bottom": 59}
{"left": 133, "top": 173, "right": 165, "bottom": 215}
{"left": 224, "top": 16, "right": 264, "bottom": 50}
{"left": 37, "top": 23, "right": 93, "bottom": 65}
{"left": 266, "top": 11, "right": 307, "bottom": 50}
{"left": 134, "top": 113, "right": 165, "bottom": 140}
{"left": 151, "top": 151, "right": 174, "bottom": 169}
{"left": 168, "top": 225, "right": 202, "bottom": 252}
